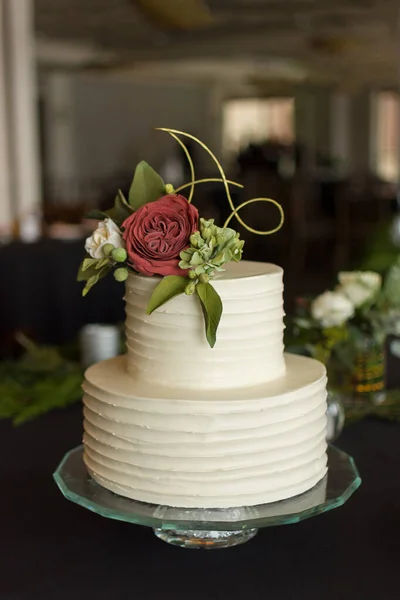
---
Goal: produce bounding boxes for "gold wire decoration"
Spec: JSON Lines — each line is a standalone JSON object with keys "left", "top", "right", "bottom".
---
{"left": 223, "top": 197, "right": 284, "bottom": 234}
{"left": 157, "top": 127, "right": 284, "bottom": 236}
{"left": 174, "top": 178, "right": 243, "bottom": 194}
{"left": 163, "top": 131, "right": 196, "bottom": 204}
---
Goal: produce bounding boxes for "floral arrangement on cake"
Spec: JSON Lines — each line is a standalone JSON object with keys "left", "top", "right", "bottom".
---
{"left": 78, "top": 128, "right": 284, "bottom": 347}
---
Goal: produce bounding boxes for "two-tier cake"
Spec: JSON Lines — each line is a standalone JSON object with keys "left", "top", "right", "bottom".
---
{"left": 78, "top": 128, "right": 328, "bottom": 509}
{"left": 82, "top": 261, "right": 327, "bottom": 508}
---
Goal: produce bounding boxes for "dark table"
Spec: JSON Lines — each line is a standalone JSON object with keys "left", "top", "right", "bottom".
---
{"left": 1, "top": 407, "right": 399, "bottom": 600}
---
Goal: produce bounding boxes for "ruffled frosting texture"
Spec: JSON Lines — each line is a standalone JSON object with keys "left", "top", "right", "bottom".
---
{"left": 125, "top": 261, "right": 286, "bottom": 389}
{"left": 83, "top": 353, "right": 327, "bottom": 508}
{"left": 82, "top": 261, "right": 328, "bottom": 508}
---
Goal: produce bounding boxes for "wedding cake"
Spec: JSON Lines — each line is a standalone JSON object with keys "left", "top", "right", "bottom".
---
{"left": 82, "top": 261, "right": 327, "bottom": 508}
{"left": 78, "top": 129, "right": 328, "bottom": 509}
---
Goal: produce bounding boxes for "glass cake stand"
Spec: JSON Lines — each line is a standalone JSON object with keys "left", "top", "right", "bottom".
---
{"left": 53, "top": 446, "right": 361, "bottom": 549}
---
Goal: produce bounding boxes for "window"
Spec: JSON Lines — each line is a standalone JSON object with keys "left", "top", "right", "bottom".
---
{"left": 373, "top": 92, "right": 400, "bottom": 182}
{"left": 222, "top": 97, "right": 294, "bottom": 159}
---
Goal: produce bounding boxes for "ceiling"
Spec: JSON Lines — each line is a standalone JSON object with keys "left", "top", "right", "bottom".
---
{"left": 34, "top": 0, "right": 400, "bottom": 87}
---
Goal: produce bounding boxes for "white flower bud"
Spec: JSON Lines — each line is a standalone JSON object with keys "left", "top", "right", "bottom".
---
{"left": 85, "top": 218, "right": 124, "bottom": 259}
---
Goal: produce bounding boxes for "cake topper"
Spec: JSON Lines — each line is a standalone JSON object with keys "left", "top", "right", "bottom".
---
{"left": 78, "top": 128, "right": 284, "bottom": 347}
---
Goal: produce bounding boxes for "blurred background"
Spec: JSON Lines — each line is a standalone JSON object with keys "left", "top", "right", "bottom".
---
{"left": 2, "top": 0, "right": 400, "bottom": 350}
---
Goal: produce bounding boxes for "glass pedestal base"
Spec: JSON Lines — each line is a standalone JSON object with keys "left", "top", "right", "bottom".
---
{"left": 154, "top": 527, "right": 258, "bottom": 549}
{"left": 54, "top": 446, "right": 361, "bottom": 550}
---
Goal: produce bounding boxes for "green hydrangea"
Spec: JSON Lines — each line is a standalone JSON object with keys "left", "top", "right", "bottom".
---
{"left": 179, "top": 218, "right": 244, "bottom": 281}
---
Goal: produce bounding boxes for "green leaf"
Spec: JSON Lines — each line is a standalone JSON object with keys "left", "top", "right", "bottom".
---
{"left": 82, "top": 265, "right": 111, "bottom": 296}
{"left": 77, "top": 254, "right": 98, "bottom": 282}
{"left": 196, "top": 282, "right": 223, "bottom": 348}
{"left": 77, "top": 255, "right": 109, "bottom": 282}
{"left": 95, "top": 258, "right": 111, "bottom": 269}
{"left": 77, "top": 263, "right": 100, "bottom": 282}
{"left": 128, "top": 161, "right": 166, "bottom": 210}
{"left": 86, "top": 191, "right": 133, "bottom": 224}
{"left": 82, "top": 258, "right": 98, "bottom": 272}
{"left": 117, "top": 189, "right": 131, "bottom": 208}
{"left": 86, "top": 210, "right": 108, "bottom": 220}
{"left": 106, "top": 190, "right": 133, "bottom": 226}
{"left": 146, "top": 275, "right": 189, "bottom": 314}
{"left": 83, "top": 275, "right": 98, "bottom": 296}
{"left": 191, "top": 251, "right": 204, "bottom": 266}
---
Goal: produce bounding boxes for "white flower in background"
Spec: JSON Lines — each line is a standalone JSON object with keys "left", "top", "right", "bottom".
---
{"left": 85, "top": 218, "right": 124, "bottom": 259}
{"left": 311, "top": 291, "right": 355, "bottom": 328}
{"left": 338, "top": 271, "right": 382, "bottom": 308}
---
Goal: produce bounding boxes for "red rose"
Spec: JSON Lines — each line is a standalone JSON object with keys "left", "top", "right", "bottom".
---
{"left": 122, "top": 194, "right": 199, "bottom": 277}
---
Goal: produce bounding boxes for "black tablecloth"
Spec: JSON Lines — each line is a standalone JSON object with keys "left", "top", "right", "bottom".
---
{"left": 1, "top": 408, "right": 399, "bottom": 600}
{"left": 0, "top": 240, "right": 125, "bottom": 347}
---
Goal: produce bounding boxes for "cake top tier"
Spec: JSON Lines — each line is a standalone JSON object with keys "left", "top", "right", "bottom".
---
{"left": 217, "top": 261, "right": 282, "bottom": 280}
{"left": 124, "top": 260, "right": 286, "bottom": 391}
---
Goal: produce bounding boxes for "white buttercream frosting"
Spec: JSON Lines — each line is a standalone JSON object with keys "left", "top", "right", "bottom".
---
{"left": 83, "top": 353, "right": 328, "bottom": 508}
{"left": 82, "top": 261, "right": 328, "bottom": 508}
{"left": 124, "top": 261, "right": 286, "bottom": 390}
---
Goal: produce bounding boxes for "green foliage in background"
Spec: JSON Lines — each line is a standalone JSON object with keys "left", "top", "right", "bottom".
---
{"left": 0, "top": 336, "right": 83, "bottom": 425}
{"left": 359, "top": 221, "right": 399, "bottom": 274}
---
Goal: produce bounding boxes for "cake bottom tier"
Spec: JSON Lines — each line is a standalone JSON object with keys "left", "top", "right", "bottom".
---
{"left": 82, "top": 354, "right": 328, "bottom": 508}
